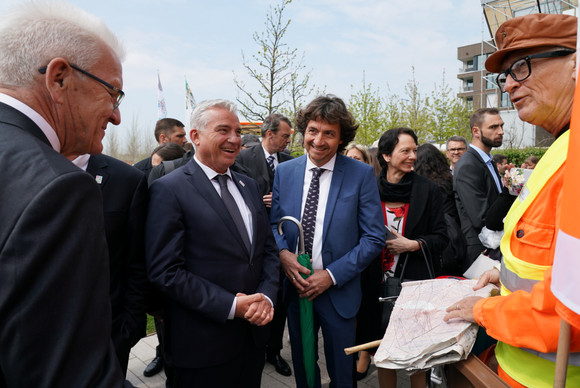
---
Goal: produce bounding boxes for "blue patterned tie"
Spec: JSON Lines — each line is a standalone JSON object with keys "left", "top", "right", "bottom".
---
{"left": 216, "top": 175, "right": 251, "bottom": 253}
{"left": 267, "top": 155, "right": 276, "bottom": 175}
{"left": 302, "top": 168, "right": 325, "bottom": 255}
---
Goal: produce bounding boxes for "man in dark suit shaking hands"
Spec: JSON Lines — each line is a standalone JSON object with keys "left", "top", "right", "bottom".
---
{"left": 270, "top": 95, "right": 385, "bottom": 388}
{"left": 145, "top": 99, "right": 279, "bottom": 388}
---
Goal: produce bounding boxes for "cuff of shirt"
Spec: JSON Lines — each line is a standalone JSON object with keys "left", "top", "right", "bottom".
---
{"left": 326, "top": 269, "right": 337, "bottom": 285}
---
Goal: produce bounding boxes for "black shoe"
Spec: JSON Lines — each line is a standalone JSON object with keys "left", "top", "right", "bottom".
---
{"left": 266, "top": 354, "right": 292, "bottom": 376}
{"left": 143, "top": 356, "right": 163, "bottom": 377}
{"left": 356, "top": 361, "right": 370, "bottom": 381}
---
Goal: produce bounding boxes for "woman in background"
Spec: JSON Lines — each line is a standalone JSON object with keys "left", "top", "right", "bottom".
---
{"left": 345, "top": 143, "right": 371, "bottom": 164}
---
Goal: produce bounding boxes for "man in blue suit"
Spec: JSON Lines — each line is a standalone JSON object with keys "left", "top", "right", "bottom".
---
{"left": 146, "top": 99, "right": 279, "bottom": 388}
{"left": 270, "top": 95, "right": 385, "bottom": 388}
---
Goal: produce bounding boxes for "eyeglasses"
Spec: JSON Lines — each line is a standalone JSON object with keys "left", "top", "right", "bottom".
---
{"left": 38, "top": 63, "right": 125, "bottom": 110}
{"left": 447, "top": 147, "right": 466, "bottom": 153}
{"left": 496, "top": 49, "right": 575, "bottom": 92}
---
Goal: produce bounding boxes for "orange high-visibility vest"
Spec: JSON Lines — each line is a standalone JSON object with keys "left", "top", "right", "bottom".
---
{"left": 474, "top": 132, "right": 580, "bottom": 387}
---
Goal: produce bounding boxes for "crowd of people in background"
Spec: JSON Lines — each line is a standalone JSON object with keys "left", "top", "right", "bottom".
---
{"left": 1, "top": 2, "right": 578, "bottom": 388}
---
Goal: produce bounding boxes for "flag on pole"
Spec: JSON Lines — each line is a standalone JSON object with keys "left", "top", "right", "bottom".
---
{"left": 551, "top": 28, "right": 580, "bottom": 330}
{"left": 185, "top": 77, "right": 196, "bottom": 129}
{"left": 157, "top": 71, "right": 167, "bottom": 120}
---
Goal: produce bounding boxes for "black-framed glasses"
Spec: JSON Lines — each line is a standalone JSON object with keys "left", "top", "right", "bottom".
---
{"left": 38, "top": 63, "right": 124, "bottom": 110}
{"left": 496, "top": 49, "right": 576, "bottom": 92}
{"left": 447, "top": 147, "right": 466, "bottom": 153}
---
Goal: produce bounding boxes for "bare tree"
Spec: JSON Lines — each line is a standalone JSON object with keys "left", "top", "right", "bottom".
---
{"left": 233, "top": 0, "right": 312, "bottom": 122}
{"left": 125, "top": 115, "right": 144, "bottom": 165}
{"left": 105, "top": 127, "right": 121, "bottom": 159}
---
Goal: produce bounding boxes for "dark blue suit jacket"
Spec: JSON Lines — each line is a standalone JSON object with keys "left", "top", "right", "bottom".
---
{"left": 145, "top": 158, "right": 280, "bottom": 368}
{"left": 270, "top": 154, "right": 385, "bottom": 319}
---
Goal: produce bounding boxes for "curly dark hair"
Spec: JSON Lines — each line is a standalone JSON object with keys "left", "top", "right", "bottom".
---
{"left": 414, "top": 143, "right": 453, "bottom": 187}
{"left": 294, "top": 95, "right": 358, "bottom": 153}
{"left": 377, "top": 127, "right": 418, "bottom": 170}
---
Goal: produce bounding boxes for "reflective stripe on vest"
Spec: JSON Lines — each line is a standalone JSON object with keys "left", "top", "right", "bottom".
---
{"left": 500, "top": 259, "right": 540, "bottom": 294}
{"left": 496, "top": 342, "right": 580, "bottom": 388}
{"left": 496, "top": 132, "right": 580, "bottom": 387}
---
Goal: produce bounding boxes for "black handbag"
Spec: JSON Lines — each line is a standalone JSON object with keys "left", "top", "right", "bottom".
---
{"left": 379, "top": 238, "right": 434, "bottom": 332}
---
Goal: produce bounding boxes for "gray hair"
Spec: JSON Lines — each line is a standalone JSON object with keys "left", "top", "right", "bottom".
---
{"left": 190, "top": 99, "right": 238, "bottom": 131}
{"left": 0, "top": 1, "right": 125, "bottom": 87}
{"left": 446, "top": 135, "right": 467, "bottom": 148}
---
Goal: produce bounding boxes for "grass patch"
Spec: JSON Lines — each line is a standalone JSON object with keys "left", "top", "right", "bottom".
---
{"left": 146, "top": 314, "right": 156, "bottom": 335}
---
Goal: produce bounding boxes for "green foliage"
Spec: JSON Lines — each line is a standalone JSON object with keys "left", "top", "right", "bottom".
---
{"left": 493, "top": 147, "right": 548, "bottom": 167}
{"left": 424, "top": 72, "right": 471, "bottom": 144}
{"left": 347, "top": 68, "right": 470, "bottom": 147}
{"left": 348, "top": 73, "right": 388, "bottom": 146}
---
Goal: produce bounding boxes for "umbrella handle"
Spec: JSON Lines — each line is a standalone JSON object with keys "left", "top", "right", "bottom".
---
{"left": 344, "top": 340, "right": 382, "bottom": 355}
{"left": 277, "top": 216, "right": 305, "bottom": 255}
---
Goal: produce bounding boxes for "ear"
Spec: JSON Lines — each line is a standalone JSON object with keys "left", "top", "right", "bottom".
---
{"left": 472, "top": 126, "right": 480, "bottom": 139}
{"left": 43, "top": 58, "right": 72, "bottom": 104}
{"left": 382, "top": 153, "right": 390, "bottom": 163}
{"left": 158, "top": 133, "right": 169, "bottom": 144}
{"left": 190, "top": 128, "right": 200, "bottom": 146}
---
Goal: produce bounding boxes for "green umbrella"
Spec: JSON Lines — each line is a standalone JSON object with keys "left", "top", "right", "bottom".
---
{"left": 277, "top": 216, "right": 315, "bottom": 388}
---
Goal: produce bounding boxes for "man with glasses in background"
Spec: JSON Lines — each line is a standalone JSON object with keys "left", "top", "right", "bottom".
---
{"left": 0, "top": 2, "right": 125, "bottom": 386}
{"left": 445, "top": 13, "right": 580, "bottom": 387}
{"left": 445, "top": 135, "right": 468, "bottom": 174}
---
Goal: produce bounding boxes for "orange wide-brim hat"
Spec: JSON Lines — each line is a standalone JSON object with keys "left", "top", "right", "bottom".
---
{"left": 485, "top": 13, "right": 577, "bottom": 73}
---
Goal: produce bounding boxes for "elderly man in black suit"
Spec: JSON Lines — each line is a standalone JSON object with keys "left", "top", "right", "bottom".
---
{"left": 235, "top": 113, "right": 293, "bottom": 376}
{"left": 0, "top": 2, "right": 125, "bottom": 386}
{"left": 454, "top": 108, "right": 504, "bottom": 268}
{"left": 145, "top": 99, "right": 279, "bottom": 388}
{"left": 72, "top": 153, "right": 149, "bottom": 376}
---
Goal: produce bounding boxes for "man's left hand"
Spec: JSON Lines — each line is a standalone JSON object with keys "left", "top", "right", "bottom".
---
{"left": 240, "top": 293, "right": 274, "bottom": 326}
{"left": 443, "top": 296, "right": 483, "bottom": 323}
{"left": 299, "top": 269, "right": 333, "bottom": 301}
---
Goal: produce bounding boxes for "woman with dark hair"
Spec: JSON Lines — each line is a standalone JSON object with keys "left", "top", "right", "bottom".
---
{"left": 415, "top": 143, "right": 459, "bottom": 224}
{"left": 371, "top": 128, "right": 448, "bottom": 388}
{"left": 151, "top": 142, "right": 186, "bottom": 167}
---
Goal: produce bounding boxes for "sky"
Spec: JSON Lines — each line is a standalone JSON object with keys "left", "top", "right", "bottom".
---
{"left": 0, "top": 0, "right": 491, "bottom": 146}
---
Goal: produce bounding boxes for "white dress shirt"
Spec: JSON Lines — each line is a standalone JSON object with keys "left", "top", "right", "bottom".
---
{"left": 300, "top": 154, "right": 337, "bottom": 284}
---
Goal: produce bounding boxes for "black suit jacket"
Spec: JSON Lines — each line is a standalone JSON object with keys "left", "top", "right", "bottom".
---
{"left": 234, "top": 144, "right": 293, "bottom": 196}
{"left": 0, "top": 102, "right": 123, "bottom": 387}
{"left": 145, "top": 159, "right": 279, "bottom": 368}
{"left": 453, "top": 146, "right": 501, "bottom": 246}
{"left": 133, "top": 156, "right": 153, "bottom": 178}
{"left": 87, "top": 154, "right": 148, "bottom": 371}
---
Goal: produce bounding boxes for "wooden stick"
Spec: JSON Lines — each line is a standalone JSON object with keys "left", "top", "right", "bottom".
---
{"left": 344, "top": 340, "right": 382, "bottom": 355}
{"left": 554, "top": 318, "right": 572, "bottom": 388}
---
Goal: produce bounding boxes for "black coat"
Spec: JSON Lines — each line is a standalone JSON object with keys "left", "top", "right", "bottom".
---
{"left": 87, "top": 154, "right": 149, "bottom": 372}
{"left": 234, "top": 144, "right": 293, "bottom": 196}
{"left": 391, "top": 173, "right": 449, "bottom": 279}
{"left": 0, "top": 102, "right": 123, "bottom": 387}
